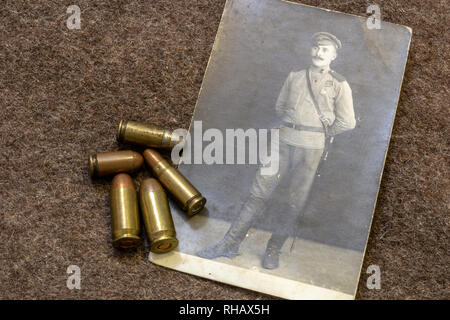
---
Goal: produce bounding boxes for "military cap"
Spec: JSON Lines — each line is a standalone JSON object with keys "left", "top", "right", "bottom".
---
{"left": 311, "top": 32, "right": 342, "bottom": 50}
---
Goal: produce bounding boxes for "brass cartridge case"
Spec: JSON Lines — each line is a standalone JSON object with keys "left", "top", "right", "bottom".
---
{"left": 143, "top": 149, "right": 206, "bottom": 216}
{"left": 140, "top": 178, "right": 178, "bottom": 253}
{"left": 117, "top": 120, "right": 182, "bottom": 149}
{"left": 89, "top": 150, "right": 143, "bottom": 177}
{"left": 110, "top": 174, "right": 141, "bottom": 249}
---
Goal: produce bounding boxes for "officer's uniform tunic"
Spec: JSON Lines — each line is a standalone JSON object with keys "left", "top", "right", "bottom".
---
{"left": 247, "top": 66, "right": 355, "bottom": 241}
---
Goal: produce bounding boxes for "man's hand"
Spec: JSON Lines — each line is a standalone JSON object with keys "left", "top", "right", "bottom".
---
{"left": 319, "top": 115, "right": 331, "bottom": 127}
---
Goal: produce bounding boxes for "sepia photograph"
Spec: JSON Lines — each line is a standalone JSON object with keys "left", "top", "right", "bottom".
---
{"left": 150, "top": 0, "right": 411, "bottom": 299}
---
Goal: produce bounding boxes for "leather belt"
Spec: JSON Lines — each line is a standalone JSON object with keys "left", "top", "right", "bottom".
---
{"left": 282, "top": 122, "right": 325, "bottom": 133}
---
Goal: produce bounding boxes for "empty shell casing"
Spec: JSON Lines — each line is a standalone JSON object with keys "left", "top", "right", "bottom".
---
{"left": 110, "top": 174, "right": 141, "bottom": 249}
{"left": 143, "top": 149, "right": 206, "bottom": 216}
{"left": 117, "top": 120, "right": 183, "bottom": 149}
{"left": 140, "top": 178, "right": 178, "bottom": 253}
{"left": 89, "top": 150, "right": 143, "bottom": 177}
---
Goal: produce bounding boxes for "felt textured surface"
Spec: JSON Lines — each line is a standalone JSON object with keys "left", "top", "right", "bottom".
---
{"left": 0, "top": 0, "right": 448, "bottom": 300}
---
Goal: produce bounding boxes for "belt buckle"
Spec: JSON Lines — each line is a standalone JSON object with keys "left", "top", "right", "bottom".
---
{"left": 292, "top": 123, "right": 296, "bottom": 129}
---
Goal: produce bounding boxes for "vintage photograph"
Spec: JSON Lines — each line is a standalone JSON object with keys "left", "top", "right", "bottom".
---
{"left": 150, "top": 0, "right": 411, "bottom": 299}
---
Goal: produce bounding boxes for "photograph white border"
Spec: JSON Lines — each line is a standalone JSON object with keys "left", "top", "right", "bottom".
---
{"left": 150, "top": 252, "right": 353, "bottom": 300}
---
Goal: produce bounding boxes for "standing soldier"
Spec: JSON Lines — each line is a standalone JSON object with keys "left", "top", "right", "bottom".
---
{"left": 198, "top": 32, "right": 356, "bottom": 269}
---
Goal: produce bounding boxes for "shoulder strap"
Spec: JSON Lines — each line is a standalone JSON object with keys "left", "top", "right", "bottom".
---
{"left": 330, "top": 69, "right": 346, "bottom": 82}
{"left": 306, "top": 69, "right": 328, "bottom": 133}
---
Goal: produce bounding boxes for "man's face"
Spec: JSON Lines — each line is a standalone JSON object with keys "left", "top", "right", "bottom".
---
{"left": 311, "top": 44, "right": 337, "bottom": 68}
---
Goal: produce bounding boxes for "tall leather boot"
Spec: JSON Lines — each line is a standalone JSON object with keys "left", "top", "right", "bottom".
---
{"left": 262, "top": 234, "right": 288, "bottom": 269}
{"left": 197, "top": 195, "right": 265, "bottom": 259}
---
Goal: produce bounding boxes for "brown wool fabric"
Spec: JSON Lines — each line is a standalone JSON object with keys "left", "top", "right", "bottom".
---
{"left": 0, "top": 0, "right": 448, "bottom": 299}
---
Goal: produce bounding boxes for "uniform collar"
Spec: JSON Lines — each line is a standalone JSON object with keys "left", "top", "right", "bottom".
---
{"left": 309, "top": 65, "right": 331, "bottom": 75}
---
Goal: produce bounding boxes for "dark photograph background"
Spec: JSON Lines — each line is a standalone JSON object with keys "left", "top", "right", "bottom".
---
{"left": 0, "top": 0, "right": 448, "bottom": 299}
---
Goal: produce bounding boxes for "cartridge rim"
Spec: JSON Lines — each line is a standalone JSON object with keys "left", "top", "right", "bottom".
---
{"left": 89, "top": 154, "right": 98, "bottom": 177}
{"left": 150, "top": 237, "right": 178, "bottom": 253}
{"left": 113, "top": 234, "right": 141, "bottom": 249}
{"left": 186, "top": 196, "right": 207, "bottom": 216}
{"left": 117, "top": 120, "right": 127, "bottom": 142}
